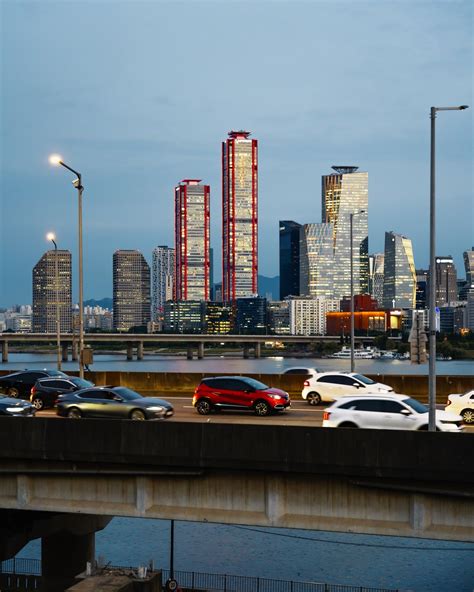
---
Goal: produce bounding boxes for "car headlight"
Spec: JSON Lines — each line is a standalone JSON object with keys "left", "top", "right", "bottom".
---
{"left": 268, "top": 394, "right": 281, "bottom": 399}
{"left": 147, "top": 406, "right": 164, "bottom": 412}
{"left": 6, "top": 407, "right": 24, "bottom": 413}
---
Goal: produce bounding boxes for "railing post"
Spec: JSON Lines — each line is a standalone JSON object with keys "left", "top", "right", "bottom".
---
{"left": 1, "top": 340, "right": 8, "bottom": 363}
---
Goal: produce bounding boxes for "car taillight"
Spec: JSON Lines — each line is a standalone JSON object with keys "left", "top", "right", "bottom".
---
{"left": 446, "top": 399, "right": 451, "bottom": 406}
{"left": 303, "top": 380, "right": 310, "bottom": 387}
{"left": 323, "top": 411, "right": 331, "bottom": 421}
{"left": 31, "top": 386, "right": 36, "bottom": 395}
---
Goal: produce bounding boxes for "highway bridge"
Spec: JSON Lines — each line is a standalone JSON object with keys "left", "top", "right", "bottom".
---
{"left": 0, "top": 416, "right": 472, "bottom": 590}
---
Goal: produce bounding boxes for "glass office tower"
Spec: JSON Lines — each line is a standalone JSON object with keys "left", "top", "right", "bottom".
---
{"left": 113, "top": 250, "right": 151, "bottom": 331}
{"left": 32, "top": 249, "right": 72, "bottom": 333}
{"left": 299, "top": 223, "right": 335, "bottom": 298}
{"left": 369, "top": 253, "right": 384, "bottom": 306}
{"left": 322, "top": 166, "right": 368, "bottom": 300}
{"left": 279, "top": 220, "right": 301, "bottom": 299}
{"left": 222, "top": 130, "right": 258, "bottom": 300}
{"left": 152, "top": 246, "right": 175, "bottom": 322}
{"left": 382, "top": 231, "right": 416, "bottom": 309}
{"left": 175, "top": 179, "right": 210, "bottom": 301}
{"left": 432, "top": 256, "right": 458, "bottom": 306}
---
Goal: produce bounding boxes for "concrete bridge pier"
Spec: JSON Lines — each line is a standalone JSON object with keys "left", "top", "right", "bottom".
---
{"left": 243, "top": 344, "right": 250, "bottom": 359}
{"left": 126, "top": 343, "right": 133, "bottom": 361}
{"left": 1, "top": 341, "right": 8, "bottom": 363}
{"left": 72, "top": 341, "right": 78, "bottom": 361}
{"left": 137, "top": 341, "right": 144, "bottom": 360}
{"left": 62, "top": 343, "right": 69, "bottom": 362}
{"left": 187, "top": 346, "right": 194, "bottom": 360}
{"left": 197, "top": 342, "right": 205, "bottom": 359}
{"left": 254, "top": 342, "right": 261, "bottom": 358}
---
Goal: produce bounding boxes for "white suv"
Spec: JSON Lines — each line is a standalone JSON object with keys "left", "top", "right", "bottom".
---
{"left": 322, "top": 394, "right": 464, "bottom": 432}
{"left": 301, "top": 372, "right": 393, "bottom": 405}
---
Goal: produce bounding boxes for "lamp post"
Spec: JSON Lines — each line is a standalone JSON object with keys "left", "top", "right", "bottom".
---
{"left": 350, "top": 210, "right": 365, "bottom": 373}
{"left": 47, "top": 232, "right": 61, "bottom": 371}
{"left": 428, "top": 105, "right": 468, "bottom": 431}
{"left": 49, "top": 154, "right": 85, "bottom": 379}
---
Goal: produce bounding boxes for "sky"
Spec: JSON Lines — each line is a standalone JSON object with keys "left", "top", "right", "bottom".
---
{"left": 0, "top": 0, "right": 472, "bottom": 307}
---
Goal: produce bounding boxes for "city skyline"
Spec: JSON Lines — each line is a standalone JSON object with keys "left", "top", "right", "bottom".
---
{"left": 1, "top": 1, "right": 472, "bottom": 306}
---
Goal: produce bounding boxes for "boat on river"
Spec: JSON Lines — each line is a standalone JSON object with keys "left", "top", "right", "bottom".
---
{"left": 329, "top": 347, "right": 377, "bottom": 359}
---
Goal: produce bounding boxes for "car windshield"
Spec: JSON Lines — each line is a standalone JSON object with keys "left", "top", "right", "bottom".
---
{"left": 242, "top": 378, "right": 269, "bottom": 390}
{"left": 71, "top": 378, "right": 94, "bottom": 388}
{"left": 353, "top": 374, "right": 376, "bottom": 385}
{"left": 113, "top": 387, "right": 142, "bottom": 401}
{"left": 404, "top": 398, "right": 428, "bottom": 414}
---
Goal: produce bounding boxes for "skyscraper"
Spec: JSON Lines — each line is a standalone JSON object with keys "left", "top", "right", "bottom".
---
{"left": 222, "top": 130, "right": 258, "bottom": 300}
{"left": 464, "top": 248, "right": 474, "bottom": 288}
{"left": 322, "top": 166, "right": 368, "bottom": 299}
{"left": 382, "top": 231, "right": 416, "bottom": 309}
{"left": 432, "top": 256, "right": 458, "bottom": 306}
{"left": 152, "top": 246, "right": 175, "bottom": 323}
{"left": 299, "top": 223, "right": 334, "bottom": 298}
{"left": 175, "top": 179, "right": 210, "bottom": 301}
{"left": 368, "top": 253, "right": 384, "bottom": 306}
{"left": 32, "top": 249, "right": 72, "bottom": 333}
{"left": 279, "top": 220, "right": 301, "bottom": 299}
{"left": 113, "top": 250, "right": 151, "bottom": 331}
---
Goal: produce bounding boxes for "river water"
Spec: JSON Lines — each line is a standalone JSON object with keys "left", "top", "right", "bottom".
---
{"left": 9, "top": 353, "right": 474, "bottom": 591}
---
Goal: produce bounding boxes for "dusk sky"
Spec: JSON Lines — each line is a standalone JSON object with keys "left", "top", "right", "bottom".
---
{"left": 1, "top": 0, "right": 472, "bottom": 307}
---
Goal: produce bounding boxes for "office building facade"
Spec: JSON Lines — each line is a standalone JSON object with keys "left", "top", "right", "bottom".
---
{"left": 368, "top": 253, "right": 384, "bottom": 305}
{"left": 382, "top": 231, "right": 416, "bottom": 309}
{"left": 279, "top": 220, "right": 301, "bottom": 299}
{"left": 164, "top": 300, "right": 202, "bottom": 333}
{"left": 32, "top": 250, "right": 72, "bottom": 333}
{"left": 322, "top": 166, "right": 369, "bottom": 299}
{"left": 299, "top": 223, "right": 334, "bottom": 298}
{"left": 235, "top": 297, "right": 267, "bottom": 334}
{"left": 432, "top": 256, "right": 458, "bottom": 306}
{"left": 175, "top": 179, "right": 210, "bottom": 301}
{"left": 152, "top": 246, "right": 175, "bottom": 323}
{"left": 416, "top": 269, "right": 428, "bottom": 309}
{"left": 267, "top": 300, "right": 290, "bottom": 335}
{"left": 222, "top": 131, "right": 258, "bottom": 300}
{"left": 113, "top": 250, "right": 151, "bottom": 331}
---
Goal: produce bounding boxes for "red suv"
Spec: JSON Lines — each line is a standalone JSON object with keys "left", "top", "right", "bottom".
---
{"left": 192, "top": 376, "right": 291, "bottom": 416}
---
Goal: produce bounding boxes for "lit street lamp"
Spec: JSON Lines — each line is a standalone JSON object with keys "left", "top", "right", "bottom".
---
{"left": 49, "top": 154, "right": 85, "bottom": 379}
{"left": 350, "top": 209, "right": 366, "bottom": 373}
{"left": 47, "top": 232, "right": 61, "bottom": 371}
{"left": 428, "top": 105, "right": 468, "bottom": 431}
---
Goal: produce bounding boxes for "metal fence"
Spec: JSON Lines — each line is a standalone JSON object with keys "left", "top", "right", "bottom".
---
{"left": 0, "top": 559, "right": 402, "bottom": 592}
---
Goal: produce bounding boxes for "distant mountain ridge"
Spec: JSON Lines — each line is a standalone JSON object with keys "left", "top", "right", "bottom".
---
{"left": 84, "top": 298, "right": 113, "bottom": 309}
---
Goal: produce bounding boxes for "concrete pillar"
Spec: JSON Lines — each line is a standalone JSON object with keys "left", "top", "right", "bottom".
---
{"left": 255, "top": 342, "right": 261, "bottom": 359}
{"left": 72, "top": 341, "right": 78, "bottom": 361}
{"left": 127, "top": 342, "right": 133, "bottom": 361}
{"left": 197, "top": 342, "right": 204, "bottom": 359}
{"left": 243, "top": 345, "right": 250, "bottom": 359}
{"left": 137, "top": 341, "right": 144, "bottom": 360}
{"left": 42, "top": 530, "right": 95, "bottom": 592}
{"left": 1, "top": 341, "right": 8, "bottom": 363}
{"left": 62, "top": 343, "right": 69, "bottom": 362}
{"left": 187, "top": 346, "right": 194, "bottom": 360}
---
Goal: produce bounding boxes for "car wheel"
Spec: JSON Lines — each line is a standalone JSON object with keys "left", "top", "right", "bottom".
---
{"left": 461, "top": 409, "right": 474, "bottom": 424}
{"left": 338, "top": 422, "right": 358, "bottom": 428}
{"left": 32, "top": 397, "right": 44, "bottom": 410}
{"left": 196, "top": 399, "right": 212, "bottom": 415}
{"left": 130, "top": 409, "right": 146, "bottom": 421}
{"left": 306, "top": 392, "right": 321, "bottom": 406}
{"left": 254, "top": 400, "right": 271, "bottom": 416}
{"left": 7, "top": 387, "right": 19, "bottom": 398}
{"left": 67, "top": 407, "right": 82, "bottom": 419}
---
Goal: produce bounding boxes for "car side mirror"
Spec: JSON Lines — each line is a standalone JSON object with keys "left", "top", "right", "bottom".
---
{"left": 353, "top": 383, "right": 360, "bottom": 388}
{"left": 113, "top": 395, "right": 123, "bottom": 402}
{"left": 401, "top": 409, "right": 411, "bottom": 415}
{"left": 245, "top": 388, "right": 254, "bottom": 394}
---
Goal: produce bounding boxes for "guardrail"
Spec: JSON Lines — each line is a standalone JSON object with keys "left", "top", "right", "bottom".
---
{"left": 0, "top": 559, "right": 404, "bottom": 592}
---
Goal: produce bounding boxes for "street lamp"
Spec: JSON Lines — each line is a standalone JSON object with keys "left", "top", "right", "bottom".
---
{"left": 428, "top": 105, "right": 468, "bottom": 431}
{"left": 49, "top": 154, "right": 85, "bottom": 379}
{"left": 47, "top": 232, "right": 61, "bottom": 371}
{"left": 350, "top": 210, "right": 366, "bottom": 373}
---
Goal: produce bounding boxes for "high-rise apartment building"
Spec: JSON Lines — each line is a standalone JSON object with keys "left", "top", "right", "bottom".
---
{"left": 288, "top": 297, "right": 340, "bottom": 336}
{"left": 299, "top": 223, "right": 334, "bottom": 298}
{"left": 322, "top": 166, "right": 369, "bottom": 299}
{"left": 279, "top": 220, "right": 301, "bottom": 299}
{"left": 431, "top": 256, "right": 458, "bottom": 306}
{"left": 32, "top": 250, "right": 72, "bottom": 333}
{"left": 382, "top": 231, "right": 416, "bottom": 309}
{"left": 368, "top": 253, "right": 384, "bottom": 305}
{"left": 152, "top": 246, "right": 175, "bottom": 322}
{"left": 222, "top": 130, "right": 258, "bottom": 300}
{"left": 113, "top": 250, "right": 150, "bottom": 331}
{"left": 175, "top": 179, "right": 210, "bottom": 301}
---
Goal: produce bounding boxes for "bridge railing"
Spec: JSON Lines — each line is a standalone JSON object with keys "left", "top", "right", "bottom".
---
{"left": 0, "top": 559, "right": 402, "bottom": 592}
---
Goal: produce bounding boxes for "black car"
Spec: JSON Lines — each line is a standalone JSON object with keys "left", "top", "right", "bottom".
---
{"left": 56, "top": 386, "right": 175, "bottom": 420}
{"left": 30, "top": 377, "right": 95, "bottom": 410}
{"left": 0, "top": 369, "right": 68, "bottom": 399}
{"left": 0, "top": 394, "right": 36, "bottom": 417}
